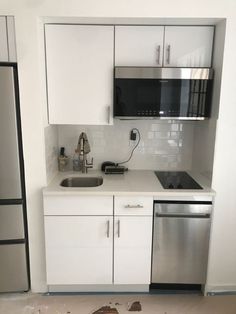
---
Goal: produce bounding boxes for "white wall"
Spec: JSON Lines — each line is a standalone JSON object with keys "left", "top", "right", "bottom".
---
{"left": 58, "top": 120, "right": 195, "bottom": 171}
{"left": 192, "top": 20, "right": 225, "bottom": 182}
{"left": 0, "top": 0, "right": 236, "bottom": 293}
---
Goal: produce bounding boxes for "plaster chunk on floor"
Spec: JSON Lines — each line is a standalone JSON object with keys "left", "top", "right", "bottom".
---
{"left": 128, "top": 301, "right": 142, "bottom": 311}
{"left": 91, "top": 305, "right": 119, "bottom": 314}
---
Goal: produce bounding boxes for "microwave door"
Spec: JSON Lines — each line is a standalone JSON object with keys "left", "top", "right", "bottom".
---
{"left": 115, "top": 79, "right": 161, "bottom": 117}
{"left": 159, "top": 79, "right": 192, "bottom": 118}
{"left": 159, "top": 79, "right": 181, "bottom": 117}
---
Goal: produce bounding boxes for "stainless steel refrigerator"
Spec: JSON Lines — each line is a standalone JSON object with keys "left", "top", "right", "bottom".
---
{"left": 0, "top": 63, "right": 29, "bottom": 292}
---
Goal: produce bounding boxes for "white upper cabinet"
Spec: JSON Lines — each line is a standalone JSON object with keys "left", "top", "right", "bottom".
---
{"left": 164, "top": 26, "right": 214, "bottom": 67}
{"left": 0, "top": 17, "right": 9, "bottom": 61}
{"left": 45, "top": 24, "right": 114, "bottom": 125}
{"left": 6, "top": 17, "right": 17, "bottom": 62}
{"left": 115, "top": 26, "right": 164, "bottom": 66}
{"left": 115, "top": 25, "right": 214, "bottom": 68}
{"left": 0, "top": 17, "right": 17, "bottom": 62}
{"left": 45, "top": 23, "right": 214, "bottom": 125}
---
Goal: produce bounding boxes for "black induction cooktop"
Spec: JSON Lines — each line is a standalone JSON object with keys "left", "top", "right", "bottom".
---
{"left": 155, "top": 171, "right": 203, "bottom": 190}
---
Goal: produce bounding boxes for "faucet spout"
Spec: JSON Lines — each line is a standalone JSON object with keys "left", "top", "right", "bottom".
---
{"left": 75, "top": 132, "right": 93, "bottom": 173}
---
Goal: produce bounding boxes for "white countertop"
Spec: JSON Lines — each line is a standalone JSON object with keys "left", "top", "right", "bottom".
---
{"left": 43, "top": 170, "right": 215, "bottom": 199}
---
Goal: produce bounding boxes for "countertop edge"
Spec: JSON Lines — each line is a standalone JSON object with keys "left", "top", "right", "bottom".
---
{"left": 42, "top": 170, "right": 215, "bottom": 198}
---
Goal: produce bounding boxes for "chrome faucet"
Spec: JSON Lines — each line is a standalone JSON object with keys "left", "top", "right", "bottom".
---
{"left": 75, "top": 132, "right": 93, "bottom": 173}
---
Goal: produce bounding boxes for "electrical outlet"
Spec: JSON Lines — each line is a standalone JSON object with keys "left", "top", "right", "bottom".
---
{"left": 130, "top": 130, "right": 137, "bottom": 141}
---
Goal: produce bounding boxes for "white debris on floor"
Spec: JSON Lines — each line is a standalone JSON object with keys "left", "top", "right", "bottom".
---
{"left": 0, "top": 292, "right": 236, "bottom": 314}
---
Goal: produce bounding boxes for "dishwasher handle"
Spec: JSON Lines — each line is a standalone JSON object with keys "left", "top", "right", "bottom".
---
{"left": 155, "top": 212, "right": 210, "bottom": 218}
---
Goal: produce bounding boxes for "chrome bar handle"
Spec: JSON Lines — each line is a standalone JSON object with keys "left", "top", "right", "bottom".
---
{"left": 124, "top": 204, "right": 144, "bottom": 209}
{"left": 107, "top": 106, "right": 111, "bottom": 124}
{"left": 106, "top": 220, "right": 110, "bottom": 238}
{"left": 166, "top": 45, "right": 171, "bottom": 65}
{"left": 117, "top": 220, "right": 120, "bottom": 238}
{"left": 156, "top": 213, "right": 210, "bottom": 218}
{"left": 156, "top": 45, "right": 161, "bottom": 65}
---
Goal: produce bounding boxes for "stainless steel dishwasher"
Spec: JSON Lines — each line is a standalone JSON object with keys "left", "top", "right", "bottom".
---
{"left": 152, "top": 201, "right": 212, "bottom": 284}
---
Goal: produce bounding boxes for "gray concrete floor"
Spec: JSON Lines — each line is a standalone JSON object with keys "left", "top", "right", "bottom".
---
{"left": 0, "top": 293, "right": 236, "bottom": 314}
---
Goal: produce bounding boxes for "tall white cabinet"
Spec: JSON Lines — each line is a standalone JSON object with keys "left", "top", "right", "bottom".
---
{"left": 0, "top": 17, "right": 8, "bottom": 61}
{"left": 45, "top": 25, "right": 114, "bottom": 125}
{"left": 0, "top": 16, "right": 17, "bottom": 62}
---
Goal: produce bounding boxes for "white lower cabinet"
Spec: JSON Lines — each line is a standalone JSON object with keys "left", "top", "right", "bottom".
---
{"left": 44, "top": 195, "right": 153, "bottom": 288}
{"left": 114, "top": 216, "right": 153, "bottom": 284}
{"left": 45, "top": 216, "right": 113, "bottom": 285}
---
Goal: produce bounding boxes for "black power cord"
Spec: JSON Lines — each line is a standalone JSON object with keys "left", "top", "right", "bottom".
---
{"left": 117, "top": 128, "right": 141, "bottom": 166}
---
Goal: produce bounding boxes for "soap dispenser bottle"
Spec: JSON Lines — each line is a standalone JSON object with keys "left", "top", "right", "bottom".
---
{"left": 58, "top": 147, "right": 69, "bottom": 171}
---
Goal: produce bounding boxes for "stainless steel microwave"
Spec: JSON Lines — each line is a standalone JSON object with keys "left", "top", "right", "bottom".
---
{"left": 114, "top": 67, "right": 213, "bottom": 120}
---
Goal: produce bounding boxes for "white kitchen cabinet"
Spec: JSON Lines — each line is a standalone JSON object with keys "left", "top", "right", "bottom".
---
{"left": 44, "top": 195, "right": 113, "bottom": 285}
{"left": 113, "top": 196, "right": 153, "bottom": 285}
{"left": 45, "top": 216, "right": 113, "bottom": 285}
{"left": 164, "top": 26, "right": 214, "bottom": 67}
{"left": 45, "top": 24, "right": 114, "bottom": 125}
{"left": 43, "top": 194, "right": 153, "bottom": 288}
{"left": 6, "top": 16, "right": 17, "bottom": 62}
{"left": 0, "top": 16, "right": 17, "bottom": 62}
{"left": 114, "top": 216, "right": 153, "bottom": 284}
{"left": 115, "top": 26, "right": 164, "bottom": 66}
{"left": 115, "top": 25, "right": 214, "bottom": 68}
{"left": 0, "top": 17, "right": 9, "bottom": 61}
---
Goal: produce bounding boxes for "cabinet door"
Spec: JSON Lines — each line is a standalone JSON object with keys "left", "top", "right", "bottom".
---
{"left": 6, "top": 16, "right": 17, "bottom": 62}
{"left": 164, "top": 26, "right": 214, "bottom": 67}
{"left": 45, "top": 25, "right": 114, "bottom": 125}
{"left": 115, "top": 26, "right": 164, "bottom": 66}
{"left": 45, "top": 216, "right": 113, "bottom": 285}
{"left": 0, "top": 17, "right": 8, "bottom": 61}
{"left": 114, "top": 216, "right": 153, "bottom": 284}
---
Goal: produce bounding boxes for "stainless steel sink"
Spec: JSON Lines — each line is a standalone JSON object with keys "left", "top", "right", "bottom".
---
{"left": 60, "top": 176, "right": 103, "bottom": 188}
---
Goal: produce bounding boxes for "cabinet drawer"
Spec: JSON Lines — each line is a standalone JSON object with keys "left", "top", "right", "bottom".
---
{"left": 44, "top": 195, "right": 113, "bottom": 216}
{"left": 114, "top": 196, "right": 153, "bottom": 216}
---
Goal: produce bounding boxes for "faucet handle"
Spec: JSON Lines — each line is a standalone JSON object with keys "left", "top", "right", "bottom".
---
{"left": 86, "top": 157, "right": 93, "bottom": 168}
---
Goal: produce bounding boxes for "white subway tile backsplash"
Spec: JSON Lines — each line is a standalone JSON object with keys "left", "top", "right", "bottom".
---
{"left": 56, "top": 120, "right": 195, "bottom": 171}
{"left": 151, "top": 124, "right": 158, "bottom": 131}
{"left": 148, "top": 131, "right": 154, "bottom": 139}
{"left": 171, "top": 124, "right": 178, "bottom": 131}
{"left": 167, "top": 139, "right": 178, "bottom": 147}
